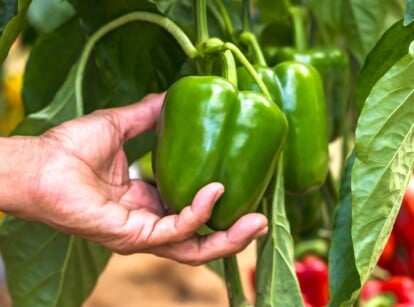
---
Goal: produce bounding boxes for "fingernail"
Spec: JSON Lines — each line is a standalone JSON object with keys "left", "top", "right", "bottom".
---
{"left": 211, "top": 183, "right": 225, "bottom": 203}
{"left": 253, "top": 226, "right": 268, "bottom": 240}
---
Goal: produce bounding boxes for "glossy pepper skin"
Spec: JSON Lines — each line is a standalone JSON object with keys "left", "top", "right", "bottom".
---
{"left": 236, "top": 65, "right": 280, "bottom": 103}
{"left": 272, "top": 47, "right": 350, "bottom": 140}
{"left": 273, "top": 61, "right": 329, "bottom": 194}
{"left": 153, "top": 76, "right": 288, "bottom": 230}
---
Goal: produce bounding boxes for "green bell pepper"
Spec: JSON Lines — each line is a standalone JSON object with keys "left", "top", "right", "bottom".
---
{"left": 237, "top": 60, "right": 329, "bottom": 194}
{"left": 154, "top": 75, "right": 288, "bottom": 230}
{"left": 273, "top": 61, "right": 329, "bottom": 194}
{"left": 272, "top": 47, "right": 350, "bottom": 140}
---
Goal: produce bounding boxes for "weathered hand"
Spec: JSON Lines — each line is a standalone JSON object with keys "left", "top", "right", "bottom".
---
{"left": 17, "top": 93, "right": 268, "bottom": 265}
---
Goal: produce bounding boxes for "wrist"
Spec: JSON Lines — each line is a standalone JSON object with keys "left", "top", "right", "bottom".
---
{"left": 0, "top": 136, "right": 44, "bottom": 218}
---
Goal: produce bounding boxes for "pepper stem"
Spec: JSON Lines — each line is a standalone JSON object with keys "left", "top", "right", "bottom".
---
{"left": 289, "top": 6, "right": 308, "bottom": 52}
{"left": 238, "top": 31, "right": 267, "bottom": 66}
{"left": 224, "top": 42, "right": 272, "bottom": 101}
{"left": 223, "top": 255, "right": 251, "bottom": 307}
{"left": 214, "top": 0, "right": 235, "bottom": 38}
{"left": 220, "top": 50, "right": 238, "bottom": 87}
{"left": 75, "top": 11, "right": 198, "bottom": 112}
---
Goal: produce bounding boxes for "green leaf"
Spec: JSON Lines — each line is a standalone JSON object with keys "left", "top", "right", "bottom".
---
{"left": 255, "top": 159, "right": 303, "bottom": 307}
{"left": 404, "top": 0, "right": 414, "bottom": 26}
{"left": 328, "top": 152, "right": 361, "bottom": 307}
{"left": 355, "top": 19, "right": 414, "bottom": 113}
{"left": 0, "top": 216, "right": 111, "bottom": 307}
{"left": 0, "top": 0, "right": 17, "bottom": 29}
{"left": 0, "top": 0, "right": 32, "bottom": 64}
{"left": 14, "top": 65, "right": 80, "bottom": 136}
{"left": 68, "top": 0, "right": 158, "bottom": 33}
{"left": 340, "top": 0, "right": 388, "bottom": 63}
{"left": 352, "top": 53, "right": 414, "bottom": 288}
{"left": 22, "top": 18, "right": 86, "bottom": 115}
{"left": 255, "top": 0, "right": 291, "bottom": 24}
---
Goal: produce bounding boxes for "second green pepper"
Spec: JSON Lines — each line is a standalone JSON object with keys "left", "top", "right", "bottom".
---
{"left": 273, "top": 61, "right": 329, "bottom": 194}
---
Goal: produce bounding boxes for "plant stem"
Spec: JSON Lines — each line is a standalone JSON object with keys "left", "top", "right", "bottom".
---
{"left": 238, "top": 31, "right": 267, "bottom": 66}
{"left": 289, "top": 6, "right": 308, "bottom": 52}
{"left": 224, "top": 42, "right": 272, "bottom": 101}
{"left": 75, "top": 11, "right": 198, "bottom": 113}
{"left": 195, "top": 0, "right": 209, "bottom": 45}
{"left": 223, "top": 255, "right": 251, "bottom": 307}
{"left": 214, "top": 0, "right": 234, "bottom": 37}
{"left": 220, "top": 50, "right": 238, "bottom": 87}
{"left": 242, "top": 0, "right": 251, "bottom": 32}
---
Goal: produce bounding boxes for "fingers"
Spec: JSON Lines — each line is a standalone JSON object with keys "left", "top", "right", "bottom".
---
{"left": 149, "top": 213, "right": 268, "bottom": 265}
{"left": 110, "top": 181, "right": 268, "bottom": 264}
{"left": 141, "top": 182, "right": 225, "bottom": 246}
{"left": 112, "top": 92, "right": 165, "bottom": 140}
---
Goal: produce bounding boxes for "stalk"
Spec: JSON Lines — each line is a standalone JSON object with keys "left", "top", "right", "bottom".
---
{"left": 195, "top": 0, "right": 209, "bottom": 45}
{"left": 238, "top": 32, "right": 267, "bottom": 66}
{"left": 224, "top": 255, "right": 251, "bottom": 307}
{"left": 289, "top": 6, "right": 308, "bottom": 52}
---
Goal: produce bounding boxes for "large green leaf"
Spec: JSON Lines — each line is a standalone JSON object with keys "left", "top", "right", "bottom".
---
{"left": 352, "top": 51, "right": 414, "bottom": 288}
{"left": 255, "top": 159, "right": 303, "bottom": 307}
{"left": 0, "top": 216, "right": 111, "bottom": 307}
{"left": 14, "top": 65, "right": 80, "bottom": 135}
{"left": 68, "top": 0, "right": 158, "bottom": 33}
{"left": 340, "top": 0, "right": 388, "bottom": 63}
{"left": 22, "top": 17, "right": 86, "bottom": 115}
{"left": 0, "top": 0, "right": 31, "bottom": 64}
{"left": 328, "top": 152, "right": 361, "bottom": 307}
{"left": 355, "top": 19, "right": 414, "bottom": 113}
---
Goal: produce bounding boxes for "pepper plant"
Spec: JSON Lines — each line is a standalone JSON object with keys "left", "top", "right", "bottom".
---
{"left": 0, "top": 0, "right": 413, "bottom": 306}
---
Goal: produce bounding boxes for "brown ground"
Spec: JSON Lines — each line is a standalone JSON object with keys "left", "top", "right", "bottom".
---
{"left": 0, "top": 243, "right": 256, "bottom": 307}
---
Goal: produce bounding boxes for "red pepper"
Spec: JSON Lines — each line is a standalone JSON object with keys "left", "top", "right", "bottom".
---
{"left": 378, "top": 232, "right": 397, "bottom": 268}
{"left": 361, "top": 276, "right": 414, "bottom": 305}
{"left": 295, "top": 256, "right": 329, "bottom": 307}
{"left": 381, "top": 276, "right": 414, "bottom": 304}
{"left": 403, "top": 174, "right": 414, "bottom": 215}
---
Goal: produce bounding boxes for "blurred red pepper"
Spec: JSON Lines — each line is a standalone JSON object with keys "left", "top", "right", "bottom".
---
{"left": 378, "top": 233, "right": 397, "bottom": 268}
{"left": 403, "top": 174, "right": 414, "bottom": 215}
{"left": 361, "top": 276, "right": 414, "bottom": 306}
{"left": 381, "top": 276, "right": 414, "bottom": 304}
{"left": 295, "top": 255, "right": 329, "bottom": 307}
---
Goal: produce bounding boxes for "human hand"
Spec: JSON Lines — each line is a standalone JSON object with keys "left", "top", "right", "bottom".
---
{"left": 16, "top": 93, "right": 267, "bottom": 265}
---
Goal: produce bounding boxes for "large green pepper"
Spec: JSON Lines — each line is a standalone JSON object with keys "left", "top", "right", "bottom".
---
{"left": 273, "top": 61, "right": 329, "bottom": 194}
{"left": 272, "top": 47, "right": 349, "bottom": 140}
{"left": 154, "top": 75, "right": 288, "bottom": 230}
